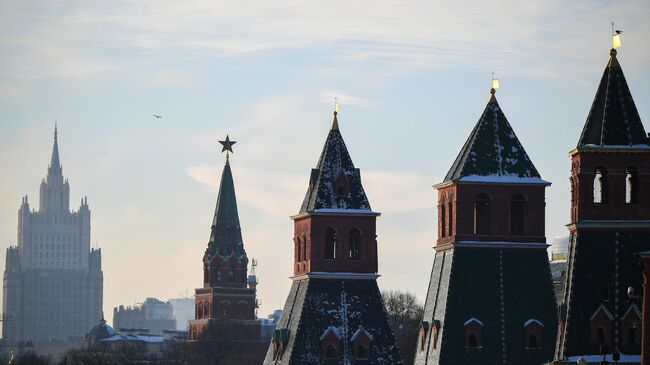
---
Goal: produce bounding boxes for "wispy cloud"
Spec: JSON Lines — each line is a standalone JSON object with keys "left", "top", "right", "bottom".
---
{"left": 2, "top": 0, "right": 648, "bottom": 80}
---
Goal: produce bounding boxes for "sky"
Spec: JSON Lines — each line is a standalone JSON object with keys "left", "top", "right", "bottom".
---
{"left": 1, "top": 0, "right": 649, "bottom": 329}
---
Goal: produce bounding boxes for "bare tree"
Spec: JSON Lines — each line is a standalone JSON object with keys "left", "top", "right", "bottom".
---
{"left": 382, "top": 290, "right": 424, "bottom": 365}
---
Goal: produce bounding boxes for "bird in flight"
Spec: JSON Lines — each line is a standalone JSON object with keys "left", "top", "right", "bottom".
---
{"left": 615, "top": 30, "right": 623, "bottom": 35}
{"left": 153, "top": 115, "right": 163, "bottom": 119}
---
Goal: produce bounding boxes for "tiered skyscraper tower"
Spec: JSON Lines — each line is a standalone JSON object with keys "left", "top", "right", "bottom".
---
{"left": 263, "top": 107, "right": 402, "bottom": 364}
{"left": 3, "top": 126, "right": 103, "bottom": 344}
{"left": 414, "top": 88, "right": 558, "bottom": 365}
{"left": 554, "top": 47, "right": 650, "bottom": 362}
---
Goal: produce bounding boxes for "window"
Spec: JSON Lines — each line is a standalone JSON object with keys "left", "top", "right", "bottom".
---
{"left": 440, "top": 202, "right": 447, "bottom": 238}
{"left": 228, "top": 270, "right": 235, "bottom": 282}
{"left": 349, "top": 229, "right": 361, "bottom": 260}
{"left": 325, "top": 345, "right": 337, "bottom": 358}
{"left": 325, "top": 228, "right": 337, "bottom": 260}
{"left": 474, "top": 194, "right": 491, "bottom": 235}
{"left": 594, "top": 167, "right": 608, "bottom": 204}
{"left": 528, "top": 334, "right": 538, "bottom": 349}
{"left": 626, "top": 167, "right": 638, "bottom": 204}
{"left": 596, "top": 328, "right": 605, "bottom": 345}
{"left": 628, "top": 327, "right": 637, "bottom": 345}
{"left": 510, "top": 194, "right": 526, "bottom": 235}
{"left": 296, "top": 237, "right": 302, "bottom": 262}
{"left": 301, "top": 236, "right": 307, "bottom": 261}
{"left": 468, "top": 334, "right": 478, "bottom": 348}
{"left": 448, "top": 196, "right": 454, "bottom": 237}
{"left": 356, "top": 345, "right": 367, "bottom": 359}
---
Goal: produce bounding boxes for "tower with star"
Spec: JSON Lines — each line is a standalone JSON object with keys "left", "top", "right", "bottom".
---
{"left": 263, "top": 105, "right": 402, "bottom": 365}
{"left": 188, "top": 135, "right": 261, "bottom": 343}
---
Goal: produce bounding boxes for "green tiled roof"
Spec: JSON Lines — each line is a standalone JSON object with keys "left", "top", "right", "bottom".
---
{"left": 444, "top": 90, "right": 544, "bottom": 183}
{"left": 578, "top": 49, "right": 649, "bottom": 148}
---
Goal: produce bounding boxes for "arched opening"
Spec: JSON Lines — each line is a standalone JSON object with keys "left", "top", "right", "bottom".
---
{"left": 628, "top": 327, "right": 637, "bottom": 345}
{"left": 596, "top": 328, "right": 605, "bottom": 345}
{"left": 325, "top": 228, "right": 337, "bottom": 260}
{"left": 440, "top": 195, "right": 447, "bottom": 238}
{"left": 448, "top": 196, "right": 454, "bottom": 237}
{"left": 528, "top": 334, "right": 538, "bottom": 349}
{"left": 325, "top": 344, "right": 337, "bottom": 358}
{"left": 296, "top": 237, "right": 302, "bottom": 262}
{"left": 356, "top": 345, "right": 367, "bottom": 359}
{"left": 626, "top": 167, "right": 638, "bottom": 204}
{"left": 510, "top": 194, "right": 526, "bottom": 235}
{"left": 301, "top": 236, "right": 307, "bottom": 261}
{"left": 349, "top": 229, "right": 361, "bottom": 260}
{"left": 228, "top": 270, "right": 235, "bottom": 282}
{"left": 593, "top": 167, "right": 608, "bottom": 204}
{"left": 474, "top": 194, "right": 491, "bottom": 235}
{"left": 467, "top": 334, "right": 478, "bottom": 348}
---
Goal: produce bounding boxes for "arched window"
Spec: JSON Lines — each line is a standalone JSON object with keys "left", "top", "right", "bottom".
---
{"left": 228, "top": 270, "right": 235, "bottom": 282}
{"left": 301, "top": 236, "right": 307, "bottom": 261}
{"left": 325, "top": 228, "right": 337, "bottom": 260}
{"left": 626, "top": 167, "right": 638, "bottom": 204}
{"left": 447, "top": 195, "right": 454, "bottom": 237}
{"left": 628, "top": 327, "right": 636, "bottom": 345}
{"left": 468, "top": 334, "right": 478, "bottom": 348}
{"left": 356, "top": 345, "right": 367, "bottom": 359}
{"left": 596, "top": 328, "right": 605, "bottom": 345}
{"left": 528, "top": 334, "right": 538, "bottom": 349}
{"left": 474, "top": 194, "right": 491, "bottom": 235}
{"left": 510, "top": 194, "right": 526, "bottom": 235}
{"left": 296, "top": 237, "right": 302, "bottom": 262}
{"left": 349, "top": 229, "right": 361, "bottom": 260}
{"left": 325, "top": 344, "right": 337, "bottom": 358}
{"left": 594, "top": 167, "right": 608, "bottom": 204}
{"left": 440, "top": 198, "right": 447, "bottom": 238}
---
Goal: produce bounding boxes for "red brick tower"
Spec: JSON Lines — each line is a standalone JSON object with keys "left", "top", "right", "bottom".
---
{"left": 263, "top": 107, "right": 401, "bottom": 364}
{"left": 414, "top": 87, "right": 558, "bottom": 365}
{"left": 189, "top": 136, "right": 260, "bottom": 341}
{"left": 555, "top": 47, "right": 650, "bottom": 362}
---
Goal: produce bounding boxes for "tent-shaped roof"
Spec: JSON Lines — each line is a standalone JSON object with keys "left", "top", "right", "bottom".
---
{"left": 444, "top": 89, "right": 548, "bottom": 185}
{"left": 578, "top": 49, "right": 649, "bottom": 148}
{"left": 299, "top": 112, "right": 373, "bottom": 213}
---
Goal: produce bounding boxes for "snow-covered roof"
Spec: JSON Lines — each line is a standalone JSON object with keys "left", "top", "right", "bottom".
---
{"left": 589, "top": 304, "right": 614, "bottom": 320}
{"left": 463, "top": 318, "right": 483, "bottom": 327}
{"left": 351, "top": 327, "right": 373, "bottom": 342}
{"left": 320, "top": 326, "right": 341, "bottom": 341}
{"left": 622, "top": 303, "right": 641, "bottom": 319}
{"left": 444, "top": 91, "right": 545, "bottom": 184}
{"left": 523, "top": 319, "right": 544, "bottom": 327}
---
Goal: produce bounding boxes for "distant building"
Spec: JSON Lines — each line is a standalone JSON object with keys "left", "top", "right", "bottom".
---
{"left": 113, "top": 298, "right": 176, "bottom": 335}
{"left": 259, "top": 310, "right": 282, "bottom": 341}
{"left": 550, "top": 236, "right": 569, "bottom": 304}
{"left": 3, "top": 127, "right": 103, "bottom": 345}
{"left": 169, "top": 297, "right": 195, "bottom": 331}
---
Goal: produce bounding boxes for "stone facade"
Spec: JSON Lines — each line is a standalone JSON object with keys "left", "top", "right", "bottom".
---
{"left": 2, "top": 127, "right": 103, "bottom": 344}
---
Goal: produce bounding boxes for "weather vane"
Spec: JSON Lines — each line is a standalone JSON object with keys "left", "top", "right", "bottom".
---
{"left": 218, "top": 134, "right": 237, "bottom": 160}
{"left": 611, "top": 22, "right": 622, "bottom": 49}
{"left": 334, "top": 97, "right": 339, "bottom": 115}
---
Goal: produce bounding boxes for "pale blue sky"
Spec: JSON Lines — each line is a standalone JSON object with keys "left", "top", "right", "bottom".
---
{"left": 1, "top": 0, "right": 649, "bottom": 327}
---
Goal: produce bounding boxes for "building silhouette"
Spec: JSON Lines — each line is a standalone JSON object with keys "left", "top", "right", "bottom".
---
{"left": 263, "top": 108, "right": 402, "bottom": 364}
{"left": 3, "top": 126, "right": 103, "bottom": 344}
{"left": 414, "top": 87, "right": 557, "bottom": 365}
{"left": 554, "top": 48, "right": 650, "bottom": 362}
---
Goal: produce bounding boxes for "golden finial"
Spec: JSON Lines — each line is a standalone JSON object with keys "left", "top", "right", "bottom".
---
{"left": 611, "top": 22, "right": 622, "bottom": 49}
{"left": 331, "top": 97, "right": 339, "bottom": 131}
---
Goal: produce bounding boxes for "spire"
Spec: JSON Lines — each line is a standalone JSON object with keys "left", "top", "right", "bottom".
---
{"left": 207, "top": 137, "right": 245, "bottom": 259}
{"left": 331, "top": 98, "right": 340, "bottom": 131}
{"left": 49, "top": 123, "right": 62, "bottom": 174}
{"left": 299, "top": 110, "right": 372, "bottom": 213}
{"left": 577, "top": 48, "right": 649, "bottom": 147}
{"left": 444, "top": 88, "right": 546, "bottom": 184}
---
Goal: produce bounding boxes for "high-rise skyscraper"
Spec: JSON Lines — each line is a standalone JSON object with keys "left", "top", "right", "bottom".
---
{"left": 3, "top": 126, "right": 103, "bottom": 344}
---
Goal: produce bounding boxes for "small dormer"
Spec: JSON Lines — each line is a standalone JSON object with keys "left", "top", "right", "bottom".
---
{"left": 351, "top": 326, "right": 373, "bottom": 359}
{"left": 464, "top": 318, "right": 483, "bottom": 348}
{"left": 320, "top": 326, "right": 341, "bottom": 361}
{"left": 523, "top": 319, "right": 544, "bottom": 349}
{"left": 622, "top": 303, "right": 641, "bottom": 352}
{"left": 589, "top": 304, "right": 613, "bottom": 351}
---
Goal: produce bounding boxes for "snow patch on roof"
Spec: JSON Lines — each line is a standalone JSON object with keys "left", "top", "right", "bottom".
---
{"left": 458, "top": 174, "right": 550, "bottom": 184}
{"left": 523, "top": 319, "right": 544, "bottom": 327}
{"left": 320, "top": 326, "right": 341, "bottom": 341}
{"left": 464, "top": 318, "right": 484, "bottom": 327}
{"left": 351, "top": 327, "right": 373, "bottom": 342}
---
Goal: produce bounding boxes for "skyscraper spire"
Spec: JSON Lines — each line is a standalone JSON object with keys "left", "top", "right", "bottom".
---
{"left": 50, "top": 123, "right": 62, "bottom": 175}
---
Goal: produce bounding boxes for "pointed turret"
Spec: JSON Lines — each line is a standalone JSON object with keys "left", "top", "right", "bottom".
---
{"left": 444, "top": 88, "right": 548, "bottom": 184}
{"left": 300, "top": 111, "right": 372, "bottom": 213}
{"left": 578, "top": 49, "right": 649, "bottom": 147}
{"left": 206, "top": 158, "right": 245, "bottom": 259}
